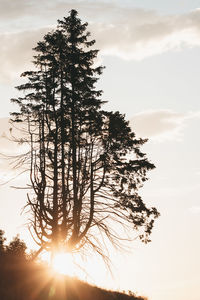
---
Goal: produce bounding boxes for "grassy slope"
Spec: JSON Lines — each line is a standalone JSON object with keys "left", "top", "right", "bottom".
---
{"left": 0, "top": 258, "right": 147, "bottom": 300}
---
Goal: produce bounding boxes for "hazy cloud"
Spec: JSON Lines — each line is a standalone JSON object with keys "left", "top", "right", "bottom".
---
{"left": 2, "top": 1, "right": 200, "bottom": 80}
{"left": 0, "top": 28, "right": 52, "bottom": 82}
{"left": 0, "top": 0, "right": 118, "bottom": 23}
{"left": 92, "top": 8, "right": 200, "bottom": 60}
{"left": 0, "top": 0, "right": 34, "bottom": 20}
{"left": 130, "top": 110, "right": 200, "bottom": 141}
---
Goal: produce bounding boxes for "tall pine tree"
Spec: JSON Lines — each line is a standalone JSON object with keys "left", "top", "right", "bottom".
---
{"left": 11, "top": 10, "right": 159, "bottom": 260}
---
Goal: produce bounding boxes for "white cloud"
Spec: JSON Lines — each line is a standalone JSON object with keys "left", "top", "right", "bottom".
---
{"left": 91, "top": 8, "right": 200, "bottom": 60}
{"left": 2, "top": 2, "right": 200, "bottom": 80}
{"left": 130, "top": 110, "right": 200, "bottom": 142}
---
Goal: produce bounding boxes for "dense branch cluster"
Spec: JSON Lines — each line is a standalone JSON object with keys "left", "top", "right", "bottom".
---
{"left": 11, "top": 10, "right": 159, "bottom": 259}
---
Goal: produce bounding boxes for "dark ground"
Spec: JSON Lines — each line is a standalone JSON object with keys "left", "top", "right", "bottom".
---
{"left": 0, "top": 257, "right": 147, "bottom": 300}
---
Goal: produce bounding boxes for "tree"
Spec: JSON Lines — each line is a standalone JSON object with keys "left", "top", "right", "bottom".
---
{"left": 6, "top": 235, "right": 27, "bottom": 259}
{"left": 10, "top": 10, "right": 159, "bottom": 261}
{"left": 0, "top": 230, "right": 27, "bottom": 266}
{"left": 0, "top": 230, "right": 6, "bottom": 254}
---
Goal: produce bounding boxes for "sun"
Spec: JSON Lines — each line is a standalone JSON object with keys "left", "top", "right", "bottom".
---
{"left": 51, "top": 252, "right": 75, "bottom": 276}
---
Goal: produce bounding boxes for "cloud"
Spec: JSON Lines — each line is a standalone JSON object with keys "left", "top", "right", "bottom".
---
{"left": 0, "top": 28, "right": 52, "bottom": 82}
{"left": 2, "top": 2, "right": 200, "bottom": 80}
{"left": 92, "top": 8, "right": 200, "bottom": 60}
{"left": 0, "top": 0, "right": 34, "bottom": 20}
{"left": 130, "top": 110, "right": 200, "bottom": 141}
{"left": 0, "top": 0, "right": 117, "bottom": 23}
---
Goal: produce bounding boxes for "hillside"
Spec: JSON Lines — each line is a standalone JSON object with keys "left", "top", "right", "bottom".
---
{"left": 0, "top": 258, "right": 147, "bottom": 300}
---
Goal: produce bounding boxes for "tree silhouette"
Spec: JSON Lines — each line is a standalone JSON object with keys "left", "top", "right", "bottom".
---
{"left": 0, "top": 231, "right": 27, "bottom": 267}
{"left": 6, "top": 235, "right": 27, "bottom": 259}
{"left": 11, "top": 10, "right": 159, "bottom": 261}
{"left": 0, "top": 230, "right": 6, "bottom": 254}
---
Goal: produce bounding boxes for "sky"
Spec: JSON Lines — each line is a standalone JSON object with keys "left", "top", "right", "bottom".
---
{"left": 0, "top": 1, "right": 200, "bottom": 300}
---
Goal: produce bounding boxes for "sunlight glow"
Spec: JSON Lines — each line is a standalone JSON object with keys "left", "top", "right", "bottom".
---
{"left": 52, "top": 252, "right": 75, "bottom": 276}
{"left": 40, "top": 249, "right": 113, "bottom": 288}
